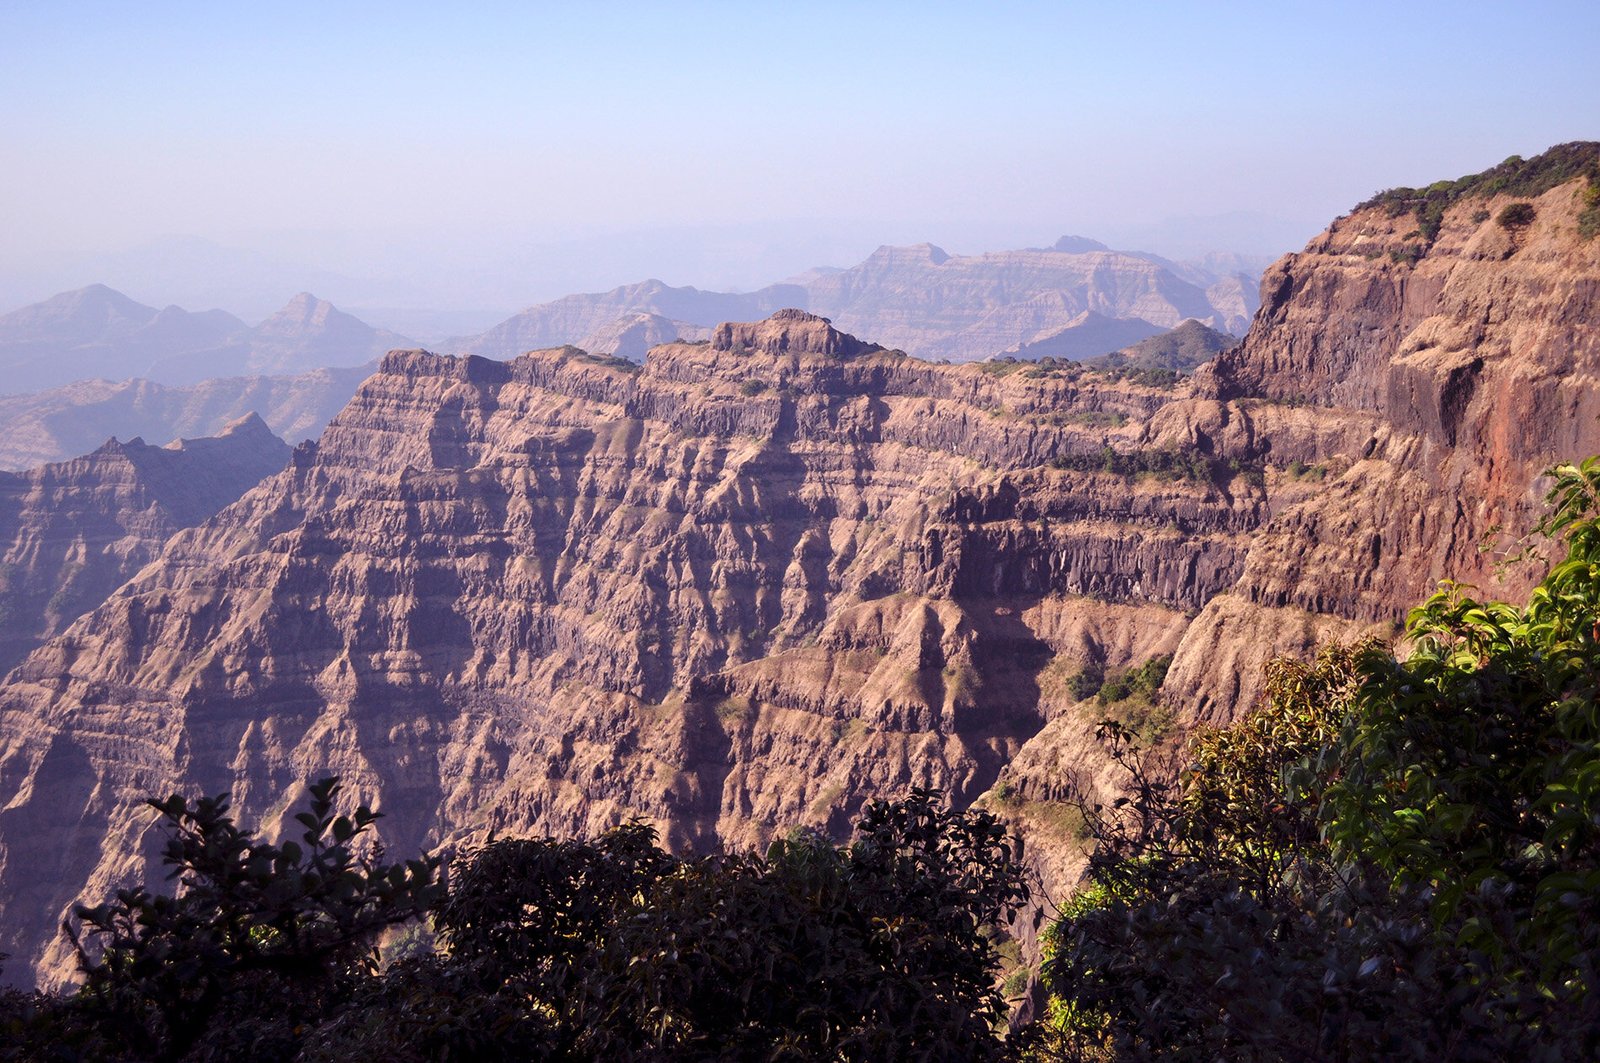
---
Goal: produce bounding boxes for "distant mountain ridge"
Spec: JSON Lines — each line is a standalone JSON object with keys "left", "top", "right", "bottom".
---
{"left": 0, "top": 364, "right": 373, "bottom": 470}
{"left": 0, "top": 413, "right": 290, "bottom": 671}
{"left": 0, "top": 287, "right": 410, "bottom": 394}
{"left": 456, "top": 236, "right": 1263, "bottom": 363}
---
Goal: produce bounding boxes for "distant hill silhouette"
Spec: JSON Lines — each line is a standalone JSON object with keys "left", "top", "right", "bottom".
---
{"left": 456, "top": 237, "right": 1261, "bottom": 363}
{"left": 0, "top": 287, "right": 409, "bottom": 393}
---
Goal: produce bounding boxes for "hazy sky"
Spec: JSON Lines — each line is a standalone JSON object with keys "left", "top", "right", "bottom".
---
{"left": 2, "top": 1, "right": 1596, "bottom": 321}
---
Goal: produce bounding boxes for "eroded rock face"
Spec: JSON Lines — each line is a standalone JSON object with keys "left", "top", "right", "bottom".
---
{"left": 1160, "top": 166, "right": 1600, "bottom": 714}
{"left": 2, "top": 162, "right": 1598, "bottom": 988}
{"left": 0, "top": 414, "right": 290, "bottom": 671}
{"left": 0, "top": 316, "right": 1259, "bottom": 984}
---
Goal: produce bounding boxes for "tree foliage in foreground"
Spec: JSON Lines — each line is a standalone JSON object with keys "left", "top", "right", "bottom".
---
{"left": 1041, "top": 458, "right": 1600, "bottom": 1061}
{"left": 2, "top": 787, "right": 1029, "bottom": 1062}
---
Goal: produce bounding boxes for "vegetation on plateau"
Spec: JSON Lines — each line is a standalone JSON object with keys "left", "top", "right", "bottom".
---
{"left": 1049, "top": 444, "right": 1264, "bottom": 488}
{"left": 1360, "top": 141, "right": 1600, "bottom": 243}
{"left": 1081, "top": 322, "right": 1236, "bottom": 376}
{"left": 979, "top": 355, "right": 1186, "bottom": 390}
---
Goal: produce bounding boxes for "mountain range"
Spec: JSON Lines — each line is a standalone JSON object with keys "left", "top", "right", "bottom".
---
{"left": 2, "top": 145, "right": 1595, "bottom": 988}
{"left": 456, "top": 236, "right": 1260, "bottom": 363}
{"left": 0, "top": 366, "right": 372, "bottom": 471}
{"left": 0, "top": 235, "right": 1259, "bottom": 466}
{"left": 0, "top": 287, "right": 410, "bottom": 395}
{"left": 0, "top": 234, "right": 1258, "bottom": 400}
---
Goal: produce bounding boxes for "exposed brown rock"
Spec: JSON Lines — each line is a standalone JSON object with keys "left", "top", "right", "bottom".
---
{"left": 0, "top": 414, "right": 290, "bottom": 671}
{"left": 0, "top": 334, "right": 1257, "bottom": 986}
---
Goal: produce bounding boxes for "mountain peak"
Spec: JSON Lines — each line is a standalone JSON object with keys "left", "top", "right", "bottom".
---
{"left": 1051, "top": 235, "right": 1110, "bottom": 254}
{"left": 710, "top": 308, "right": 880, "bottom": 358}
{"left": 266, "top": 292, "right": 335, "bottom": 323}
{"left": 23, "top": 284, "right": 155, "bottom": 321}
{"left": 218, "top": 411, "right": 273, "bottom": 438}
{"left": 864, "top": 243, "right": 951, "bottom": 267}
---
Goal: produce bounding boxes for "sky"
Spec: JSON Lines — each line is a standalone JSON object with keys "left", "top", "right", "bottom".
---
{"left": 2, "top": 0, "right": 1597, "bottom": 326}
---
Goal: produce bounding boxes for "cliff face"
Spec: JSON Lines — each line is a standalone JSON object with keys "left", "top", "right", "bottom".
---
{"left": 2, "top": 152, "right": 1597, "bottom": 989}
{"left": 1160, "top": 155, "right": 1600, "bottom": 719}
{"left": 0, "top": 415, "right": 291, "bottom": 672}
{"left": 0, "top": 312, "right": 1259, "bottom": 983}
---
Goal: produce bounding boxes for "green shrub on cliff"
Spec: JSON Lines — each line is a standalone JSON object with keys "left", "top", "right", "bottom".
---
{"left": 1496, "top": 201, "right": 1536, "bottom": 228}
{"left": 1039, "top": 458, "right": 1600, "bottom": 1061}
{"left": 60, "top": 779, "right": 441, "bottom": 1062}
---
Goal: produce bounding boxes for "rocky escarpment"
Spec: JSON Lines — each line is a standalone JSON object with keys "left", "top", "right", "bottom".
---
{"left": 1159, "top": 143, "right": 1600, "bottom": 719}
{"left": 1, "top": 147, "right": 1597, "bottom": 989}
{"left": 0, "top": 415, "right": 290, "bottom": 672}
{"left": 0, "top": 310, "right": 1262, "bottom": 984}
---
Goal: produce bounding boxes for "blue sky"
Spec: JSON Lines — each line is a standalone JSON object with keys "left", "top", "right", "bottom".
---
{"left": 2, "top": 1, "right": 1596, "bottom": 317}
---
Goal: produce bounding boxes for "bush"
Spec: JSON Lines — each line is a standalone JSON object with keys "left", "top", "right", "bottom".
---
{"left": 23, "top": 787, "right": 1030, "bottom": 1061}
{"left": 1041, "top": 458, "right": 1600, "bottom": 1061}
{"left": 63, "top": 779, "right": 441, "bottom": 1062}
{"left": 1067, "top": 666, "right": 1105, "bottom": 701}
{"left": 322, "top": 789, "right": 1030, "bottom": 1061}
{"left": 1496, "top": 201, "right": 1536, "bottom": 228}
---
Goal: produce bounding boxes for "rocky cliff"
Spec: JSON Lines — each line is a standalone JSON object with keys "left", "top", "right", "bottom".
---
{"left": 1159, "top": 143, "right": 1600, "bottom": 720}
{"left": 0, "top": 310, "right": 1258, "bottom": 984}
{"left": 0, "top": 414, "right": 291, "bottom": 672}
{"left": 1, "top": 146, "right": 1597, "bottom": 989}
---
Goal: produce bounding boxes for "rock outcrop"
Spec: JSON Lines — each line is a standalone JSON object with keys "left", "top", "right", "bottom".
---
{"left": 1161, "top": 146, "right": 1600, "bottom": 718}
{"left": 1, "top": 147, "right": 1597, "bottom": 989}
{"left": 0, "top": 414, "right": 290, "bottom": 671}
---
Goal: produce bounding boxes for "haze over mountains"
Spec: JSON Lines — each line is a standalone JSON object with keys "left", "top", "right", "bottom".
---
{"left": 0, "top": 235, "right": 1260, "bottom": 466}
{"left": 0, "top": 367, "right": 373, "bottom": 471}
{"left": 2, "top": 234, "right": 1259, "bottom": 389}
{"left": 0, "top": 286, "right": 410, "bottom": 395}
{"left": 458, "top": 236, "right": 1261, "bottom": 364}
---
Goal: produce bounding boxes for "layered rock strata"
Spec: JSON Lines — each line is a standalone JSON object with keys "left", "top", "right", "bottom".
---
{"left": 0, "top": 414, "right": 290, "bottom": 671}
{"left": 0, "top": 312, "right": 1258, "bottom": 983}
